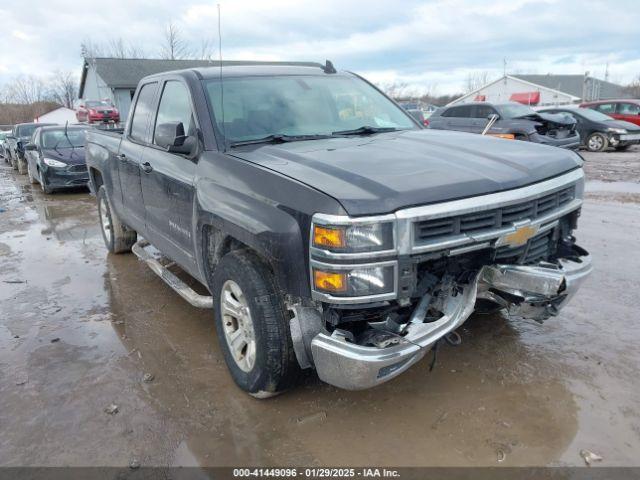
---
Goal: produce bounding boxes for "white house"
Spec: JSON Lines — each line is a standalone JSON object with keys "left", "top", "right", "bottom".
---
{"left": 449, "top": 74, "right": 629, "bottom": 107}
{"left": 34, "top": 106, "right": 77, "bottom": 124}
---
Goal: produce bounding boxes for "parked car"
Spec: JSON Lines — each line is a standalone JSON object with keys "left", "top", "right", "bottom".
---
{"left": 76, "top": 100, "right": 120, "bottom": 124}
{"left": 539, "top": 107, "right": 640, "bottom": 152}
{"left": 407, "top": 108, "right": 429, "bottom": 126}
{"left": 580, "top": 99, "right": 640, "bottom": 127}
{"left": 86, "top": 63, "right": 591, "bottom": 396}
{"left": 23, "top": 125, "right": 90, "bottom": 194}
{"left": 5, "top": 123, "right": 56, "bottom": 174}
{"left": 0, "top": 130, "right": 10, "bottom": 159}
{"left": 428, "top": 102, "right": 581, "bottom": 149}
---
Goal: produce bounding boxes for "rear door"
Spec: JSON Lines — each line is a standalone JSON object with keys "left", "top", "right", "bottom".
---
{"left": 470, "top": 104, "right": 499, "bottom": 133}
{"left": 117, "top": 81, "right": 158, "bottom": 229}
{"left": 441, "top": 105, "right": 474, "bottom": 132}
{"left": 140, "top": 78, "right": 198, "bottom": 270}
{"left": 616, "top": 102, "right": 640, "bottom": 127}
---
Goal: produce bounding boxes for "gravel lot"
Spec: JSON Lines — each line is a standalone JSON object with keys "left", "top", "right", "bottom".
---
{"left": 0, "top": 145, "right": 639, "bottom": 468}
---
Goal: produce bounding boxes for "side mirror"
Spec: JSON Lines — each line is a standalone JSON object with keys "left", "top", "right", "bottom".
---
{"left": 24, "top": 143, "right": 37, "bottom": 151}
{"left": 155, "top": 122, "right": 192, "bottom": 154}
{"left": 487, "top": 113, "right": 500, "bottom": 120}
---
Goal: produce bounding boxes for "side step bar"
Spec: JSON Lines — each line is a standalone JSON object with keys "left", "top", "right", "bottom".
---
{"left": 131, "top": 240, "right": 213, "bottom": 309}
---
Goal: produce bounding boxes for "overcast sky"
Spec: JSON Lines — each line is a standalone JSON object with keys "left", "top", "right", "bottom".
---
{"left": 0, "top": 0, "right": 638, "bottom": 95}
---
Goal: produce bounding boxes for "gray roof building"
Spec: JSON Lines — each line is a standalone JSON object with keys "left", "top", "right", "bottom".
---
{"left": 511, "top": 74, "right": 629, "bottom": 101}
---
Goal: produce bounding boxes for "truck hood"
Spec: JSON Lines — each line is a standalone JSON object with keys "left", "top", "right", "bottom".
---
{"left": 230, "top": 129, "right": 582, "bottom": 216}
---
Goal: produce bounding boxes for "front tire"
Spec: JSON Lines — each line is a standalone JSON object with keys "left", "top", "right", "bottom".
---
{"left": 27, "top": 163, "right": 37, "bottom": 184}
{"left": 586, "top": 132, "right": 608, "bottom": 152}
{"left": 97, "top": 185, "right": 137, "bottom": 253}
{"left": 16, "top": 156, "right": 27, "bottom": 174}
{"left": 211, "top": 250, "right": 300, "bottom": 397}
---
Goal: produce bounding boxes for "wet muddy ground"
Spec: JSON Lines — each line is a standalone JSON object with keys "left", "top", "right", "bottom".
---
{"left": 1, "top": 147, "right": 639, "bottom": 468}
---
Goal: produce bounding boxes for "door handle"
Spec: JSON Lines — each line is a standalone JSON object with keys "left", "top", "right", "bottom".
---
{"left": 117, "top": 153, "right": 127, "bottom": 162}
{"left": 141, "top": 162, "right": 153, "bottom": 173}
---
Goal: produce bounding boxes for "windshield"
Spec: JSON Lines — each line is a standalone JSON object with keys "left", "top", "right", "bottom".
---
{"left": 204, "top": 75, "right": 416, "bottom": 144}
{"left": 86, "top": 100, "right": 112, "bottom": 108}
{"left": 42, "top": 129, "right": 87, "bottom": 149}
{"left": 497, "top": 104, "right": 537, "bottom": 119}
{"left": 16, "top": 124, "right": 38, "bottom": 138}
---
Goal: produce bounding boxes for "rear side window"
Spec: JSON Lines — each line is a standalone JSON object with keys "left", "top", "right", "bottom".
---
{"left": 130, "top": 82, "right": 157, "bottom": 143}
{"left": 618, "top": 103, "right": 640, "bottom": 115}
{"left": 443, "top": 105, "right": 472, "bottom": 118}
{"left": 153, "top": 81, "right": 194, "bottom": 145}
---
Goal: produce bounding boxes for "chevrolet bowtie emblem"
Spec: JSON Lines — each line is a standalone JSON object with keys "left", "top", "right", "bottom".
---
{"left": 499, "top": 224, "right": 539, "bottom": 247}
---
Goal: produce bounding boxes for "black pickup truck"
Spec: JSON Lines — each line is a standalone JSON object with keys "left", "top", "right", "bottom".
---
{"left": 86, "top": 62, "right": 592, "bottom": 397}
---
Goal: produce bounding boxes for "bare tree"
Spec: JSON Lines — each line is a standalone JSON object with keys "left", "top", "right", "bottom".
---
{"left": 81, "top": 38, "right": 145, "bottom": 59}
{"left": 198, "top": 38, "right": 217, "bottom": 61}
{"left": 160, "top": 22, "right": 191, "bottom": 60}
{"left": 464, "top": 71, "right": 492, "bottom": 93}
{"left": 623, "top": 75, "right": 640, "bottom": 98}
{"left": 3, "top": 75, "right": 51, "bottom": 104}
{"left": 49, "top": 70, "right": 78, "bottom": 108}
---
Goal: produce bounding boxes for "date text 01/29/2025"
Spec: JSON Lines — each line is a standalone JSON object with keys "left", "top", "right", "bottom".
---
{"left": 232, "top": 468, "right": 401, "bottom": 478}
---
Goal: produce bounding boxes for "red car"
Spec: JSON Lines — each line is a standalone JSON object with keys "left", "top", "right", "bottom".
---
{"left": 76, "top": 100, "right": 120, "bottom": 124}
{"left": 580, "top": 99, "right": 640, "bottom": 127}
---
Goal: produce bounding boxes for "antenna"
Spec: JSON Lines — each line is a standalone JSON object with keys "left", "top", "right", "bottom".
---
{"left": 322, "top": 60, "right": 337, "bottom": 74}
{"left": 217, "top": 3, "right": 226, "bottom": 149}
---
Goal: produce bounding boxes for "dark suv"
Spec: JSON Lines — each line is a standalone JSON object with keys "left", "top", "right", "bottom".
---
{"left": 428, "top": 102, "right": 580, "bottom": 149}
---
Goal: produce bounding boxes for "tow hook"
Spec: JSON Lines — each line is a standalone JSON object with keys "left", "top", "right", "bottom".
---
{"left": 429, "top": 329, "right": 462, "bottom": 371}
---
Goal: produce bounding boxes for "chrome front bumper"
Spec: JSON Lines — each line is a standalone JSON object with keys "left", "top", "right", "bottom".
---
{"left": 310, "top": 248, "right": 592, "bottom": 390}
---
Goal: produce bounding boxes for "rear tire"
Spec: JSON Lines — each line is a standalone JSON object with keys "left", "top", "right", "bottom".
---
{"left": 586, "top": 132, "right": 608, "bottom": 152}
{"left": 97, "top": 185, "right": 137, "bottom": 253}
{"left": 211, "top": 250, "right": 300, "bottom": 397}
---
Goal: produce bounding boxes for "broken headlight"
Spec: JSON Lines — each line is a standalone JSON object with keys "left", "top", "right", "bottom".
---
{"left": 312, "top": 221, "right": 394, "bottom": 253}
{"left": 312, "top": 264, "right": 395, "bottom": 297}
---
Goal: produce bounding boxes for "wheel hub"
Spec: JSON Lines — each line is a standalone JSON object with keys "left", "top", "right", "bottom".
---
{"left": 220, "top": 280, "right": 256, "bottom": 372}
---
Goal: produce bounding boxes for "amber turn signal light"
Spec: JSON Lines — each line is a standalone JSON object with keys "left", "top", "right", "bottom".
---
{"left": 313, "top": 269, "right": 347, "bottom": 293}
{"left": 488, "top": 133, "right": 515, "bottom": 140}
{"left": 313, "top": 225, "right": 346, "bottom": 249}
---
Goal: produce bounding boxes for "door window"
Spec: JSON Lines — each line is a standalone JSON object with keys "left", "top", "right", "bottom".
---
{"left": 594, "top": 103, "right": 615, "bottom": 114}
{"left": 472, "top": 105, "right": 497, "bottom": 118}
{"left": 129, "top": 82, "right": 158, "bottom": 143}
{"left": 153, "top": 81, "right": 194, "bottom": 145}
{"left": 443, "top": 105, "right": 472, "bottom": 118}
{"left": 617, "top": 103, "right": 640, "bottom": 115}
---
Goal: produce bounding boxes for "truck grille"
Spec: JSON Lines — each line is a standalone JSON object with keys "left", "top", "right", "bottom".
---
{"left": 494, "top": 231, "right": 554, "bottom": 265}
{"left": 415, "top": 185, "right": 575, "bottom": 243}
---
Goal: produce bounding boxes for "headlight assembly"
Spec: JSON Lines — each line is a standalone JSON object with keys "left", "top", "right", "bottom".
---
{"left": 312, "top": 221, "right": 394, "bottom": 253}
{"left": 43, "top": 157, "right": 67, "bottom": 168}
{"left": 312, "top": 263, "right": 395, "bottom": 297}
{"left": 607, "top": 128, "right": 627, "bottom": 135}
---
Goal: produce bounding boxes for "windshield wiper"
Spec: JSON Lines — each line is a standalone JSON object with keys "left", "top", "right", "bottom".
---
{"left": 331, "top": 125, "right": 400, "bottom": 136}
{"left": 229, "top": 133, "right": 335, "bottom": 148}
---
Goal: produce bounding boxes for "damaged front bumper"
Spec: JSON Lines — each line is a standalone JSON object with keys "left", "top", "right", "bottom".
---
{"left": 307, "top": 247, "right": 592, "bottom": 390}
